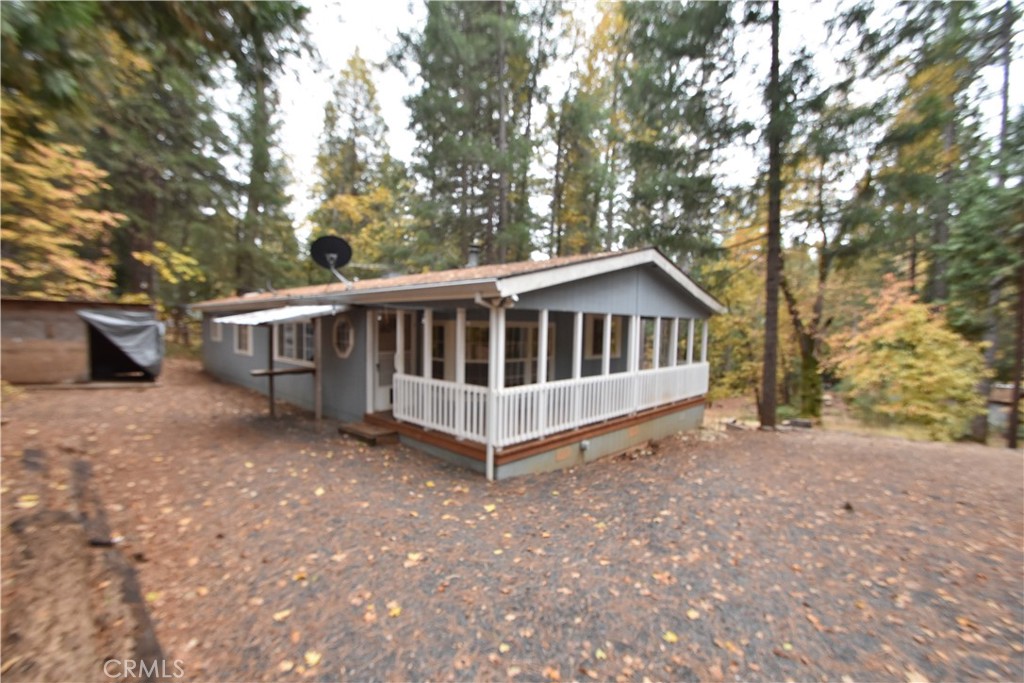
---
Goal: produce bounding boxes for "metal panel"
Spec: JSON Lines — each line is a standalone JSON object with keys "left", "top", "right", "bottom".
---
{"left": 515, "top": 265, "right": 712, "bottom": 319}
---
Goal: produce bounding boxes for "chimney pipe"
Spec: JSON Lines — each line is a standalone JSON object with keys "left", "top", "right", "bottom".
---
{"left": 466, "top": 243, "right": 481, "bottom": 268}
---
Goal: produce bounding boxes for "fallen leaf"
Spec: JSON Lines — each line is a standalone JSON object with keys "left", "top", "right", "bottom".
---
{"left": 304, "top": 650, "right": 322, "bottom": 668}
{"left": 687, "top": 608, "right": 701, "bottom": 620}
{"left": 387, "top": 600, "right": 402, "bottom": 617}
{"left": 145, "top": 591, "right": 162, "bottom": 603}
{"left": 278, "top": 660, "right": 294, "bottom": 673}
{"left": 293, "top": 569, "right": 307, "bottom": 582}
{"left": 273, "top": 609, "right": 292, "bottom": 622}
{"left": 425, "top": 480, "right": 435, "bottom": 488}
{"left": 314, "top": 486, "right": 325, "bottom": 497}
{"left": 498, "top": 643, "right": 510, "bottom": 654}
{"left": 14, "top": 494, "right": 39, "bottom": 509}
{"left": 404, "top": 552, "right": 425, "bottom": 568}
{"left": 244, "top": 461, "right": 254, "bottom": 469}
{"left": 543, "top": 665, "right": 561, "bottom": 681}
{"left": 483, "top": 503, "right": 497, "bottom": 513}
{"left": 663, "top": 631, "right": 679, "bottom": 643}
{"left": 782, "top": 642, "right": 793, "bottom": 652}
{"left": 595, "top": 648, "right": 607, "bottom": 660}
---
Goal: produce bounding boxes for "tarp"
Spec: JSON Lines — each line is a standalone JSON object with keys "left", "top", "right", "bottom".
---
{"left": 212, "top": 304, "right": 346, "bottom": 326}
{"left": 77, "top": 309, "right": 165, "bottom": 377}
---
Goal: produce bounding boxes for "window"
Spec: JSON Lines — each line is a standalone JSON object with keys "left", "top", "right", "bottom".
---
{"left": 659, "top": 319, "right": 673, "bottom": 367}
{"left": 234, "top": 325, "right": 252, "bottom": 356}
{"left": 431, "top": 323, "right": 446, "bottom": 379}
{"left": 465, "top": 322, "right": 555, "bottom": 387}
{"left": 583, "top": 314, "right": 622, "bottom": 360}
{"left": 333, "top": 315, "right": 354, "bottom": 358}
{"left": 275, "top": 322, "right": 315, "bottom": 365}
{"left": 210, "top": 320, "right": 223, "bottom": 342}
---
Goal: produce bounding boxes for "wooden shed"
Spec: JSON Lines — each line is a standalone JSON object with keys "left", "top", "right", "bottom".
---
{"left": 1, "top": 298, "right": 162, "bottom": 385}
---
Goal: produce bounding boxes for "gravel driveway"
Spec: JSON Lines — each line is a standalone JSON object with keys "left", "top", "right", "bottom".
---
{"left": 3, "top": 360, "right": 1021, "bottom": 682}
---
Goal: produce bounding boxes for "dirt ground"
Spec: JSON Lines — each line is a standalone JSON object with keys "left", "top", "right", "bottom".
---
{"left": 2, "top": 359, "right": 1022, "bottom": 682}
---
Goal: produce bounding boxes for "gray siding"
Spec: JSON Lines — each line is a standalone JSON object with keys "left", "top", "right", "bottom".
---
{"left": 515, "top": 265, "right": 712, "bottom": 319}
{"left": 202, "top": 310, "right": 368, "bottom": 422}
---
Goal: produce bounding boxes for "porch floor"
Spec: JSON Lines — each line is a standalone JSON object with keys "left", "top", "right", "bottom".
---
{"left": 365, "top": 394, "right": 706, "bottom": 467}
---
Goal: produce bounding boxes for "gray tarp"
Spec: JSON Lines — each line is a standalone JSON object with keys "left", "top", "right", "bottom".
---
{"left": 77, "top": 309, "right": 166, "bottom": 377}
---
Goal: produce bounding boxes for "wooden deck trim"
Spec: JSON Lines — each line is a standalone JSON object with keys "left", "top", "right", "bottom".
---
{"left": 365, "top": 395, "right": 706, "bottom": 466}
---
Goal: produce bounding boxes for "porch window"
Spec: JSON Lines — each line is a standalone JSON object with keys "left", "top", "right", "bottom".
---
{"left": 233, "top": 325, "right": 252, "bottom": 356}
{"left": 677, "top": 319, "right": 691, "bottom": 364}
{"left": 583, "top": 314, "right": 622, "bottom": 360}
{"left": 659, "top": 319, "right": 674, "bottom": 367}
{"left": 464, "top": 322, "right": 555, "bottom": 387}
{"left": 640, "top": 318, "right": 656, "bottom": 369}
{"left": 275, "top": 322, "right": 315, "bottom": 365}
{"left": 431, "top": 323, "right": 446, "bottom": 379}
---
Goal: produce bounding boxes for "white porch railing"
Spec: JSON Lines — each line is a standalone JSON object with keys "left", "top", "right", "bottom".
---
{"left": 393, "top": 362, "right": 709, "bottom": 449}
{"left": 392, "top": 375, "right": 489, "bottom": 442}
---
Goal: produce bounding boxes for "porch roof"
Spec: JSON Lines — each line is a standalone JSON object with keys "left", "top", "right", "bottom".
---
{"left": 191, "top": 248, "right": 726, "bottom": 315}
{"left": 212, "top": 304, "right": 346, "bottom": 326}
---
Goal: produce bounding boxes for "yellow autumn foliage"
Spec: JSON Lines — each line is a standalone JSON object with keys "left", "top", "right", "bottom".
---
{"left": 829, "top": 275, "right": 988, "bottom": 441}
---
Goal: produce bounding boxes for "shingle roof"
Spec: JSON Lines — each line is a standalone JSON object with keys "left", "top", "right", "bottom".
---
{"left": 193, "top": 250, "right": 630, "bottom": 309}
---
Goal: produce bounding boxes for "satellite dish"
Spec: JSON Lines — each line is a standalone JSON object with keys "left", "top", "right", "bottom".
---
{"left": 311, "top": 235, "right": 353, "bottom": 287}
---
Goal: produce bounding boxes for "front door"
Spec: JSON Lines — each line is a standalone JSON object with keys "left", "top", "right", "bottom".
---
{"left": 374, "top": 312, "right": 397, "bottom": 412}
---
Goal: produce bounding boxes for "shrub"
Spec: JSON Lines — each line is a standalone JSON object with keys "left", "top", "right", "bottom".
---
{"left": 829, "top": 276, "right": 989, "bottom": 441}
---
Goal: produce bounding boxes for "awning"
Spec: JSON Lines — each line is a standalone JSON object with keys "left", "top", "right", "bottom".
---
{"left": 213, "top": 304, "right": 347, "bottom": 326}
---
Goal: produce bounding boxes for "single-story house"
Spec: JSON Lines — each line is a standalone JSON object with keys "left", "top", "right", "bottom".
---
{"left": 1, "top": 298, "right": 164, "bottom": 384}
{"left": 191, "top": 248, "right": 724, "bottom": 479}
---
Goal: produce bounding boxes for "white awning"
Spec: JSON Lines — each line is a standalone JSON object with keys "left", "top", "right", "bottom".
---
{"left": 213, "top": 304, "right": 347, "bottom": 326}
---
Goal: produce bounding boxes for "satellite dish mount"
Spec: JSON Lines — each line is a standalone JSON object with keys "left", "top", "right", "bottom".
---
{"left": 311, "top": 236, "right": 354, "bottom": 289}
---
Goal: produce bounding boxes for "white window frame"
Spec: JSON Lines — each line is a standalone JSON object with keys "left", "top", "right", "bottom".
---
{"left": 210, "top": 320, "right": 223, "bottom": 342}
{"left": 333, "top": 315, "right": 355, "bottom": 359}
{"left": 273, "top": 321, "right": 315, "bottom": 367}
{"left": 465, "top": 320, "right": 555, "bottom": 387}
{"left": 233, "top": 325, "right": 253, "bottom": 356}
{"left": 583, "top": 314, "right": 622, "bottom": 360}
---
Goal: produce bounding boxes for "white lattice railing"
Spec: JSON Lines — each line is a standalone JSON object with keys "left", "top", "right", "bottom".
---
{"left": 393, "top": 362, "right": 709, "bottom": 448}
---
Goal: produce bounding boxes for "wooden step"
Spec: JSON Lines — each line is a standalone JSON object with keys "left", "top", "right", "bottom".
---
{"left": 339, "top": 421, "right": 399, "bottom": 446}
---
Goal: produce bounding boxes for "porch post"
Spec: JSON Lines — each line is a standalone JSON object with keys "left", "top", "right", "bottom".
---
{"left": 314, "top": 317, "right": 323, "bottom": 425}
{"left": 601, "top": 312, "right": 612, "bottom": 376}
{"left": 572, "top": 311, "right": 583, "bottom": 428}
{"left": 495, "top": 306, "right": 506, "bottom": 389}
{"left": 630, "top": 315, "right": 641, "bottom": 413}
{"left": 687, "top": 318, "right": 695, "bottom": 364}
{"left": 669, "top": 318, "right": 679, "bottom": 367}
{"left": 485, "top": 305, "right": 505, "bottom": 481}
{"left": 652, "top": 317, "right": 662, "bottom": 370}
{"left": 365, "top": 310, "right": 374, "bottom": 414}
{"left": 267, "top": 326, "right": 275, "bottom": 418}
{"left": 422, "top": 308, "right": 433, "bottom": 378}
{"left": 395, "top": 311, "right": 405, "bottom": 375}
{"left": 629, "top": 315, "right": 640, "bottom": 373}
{"left": 537, "top": 309, "right": 549, "bottom": 437}
{"left": 455, "top": 307, "right": 466, "bottom": 439}
{"left": 701, "top": 319, "right": 709, "bottom": 363}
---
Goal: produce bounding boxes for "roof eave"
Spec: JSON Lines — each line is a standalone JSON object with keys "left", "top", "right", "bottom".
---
{"left": 190, "top": 279, "right": 503, "bottom": 313}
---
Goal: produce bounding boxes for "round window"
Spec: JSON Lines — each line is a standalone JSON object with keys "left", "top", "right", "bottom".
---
{"left": 333, "top": 315, "right": 355, "bottom": 358}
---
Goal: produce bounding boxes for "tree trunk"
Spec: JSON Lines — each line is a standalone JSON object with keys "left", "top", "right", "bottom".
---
{"left": 759, "top": 0, "right": 782, "bottom": 429}
{"left": 495, "top": 0, "right": 510, "bottom": 263}
{"left": 1009, "top": 262, "right": 1023, "bottom": 450}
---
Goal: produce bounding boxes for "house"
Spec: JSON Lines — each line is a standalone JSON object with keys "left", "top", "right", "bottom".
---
{"left": 1, "top": 298, "right": 164, "bottom": 385}
{"left": 191, "top": 248, "right": 724, "bottom": 480}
